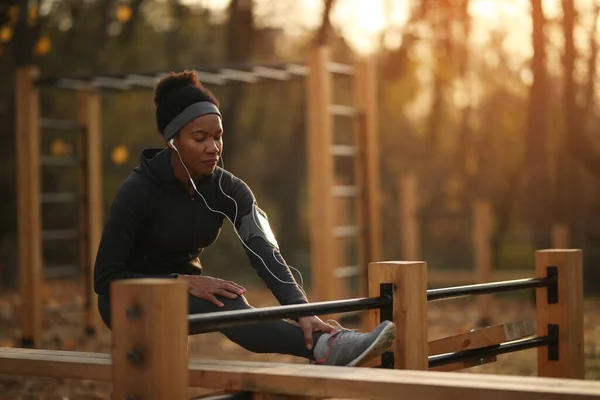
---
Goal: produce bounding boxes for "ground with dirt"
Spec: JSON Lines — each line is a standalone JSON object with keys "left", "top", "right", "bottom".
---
{"left": 1, "top": 278, "right": 599, "bottom": 399}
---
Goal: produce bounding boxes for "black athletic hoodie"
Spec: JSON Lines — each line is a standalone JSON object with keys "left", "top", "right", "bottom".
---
{"left": 93, "top": 147, "right": 307, "bottom": 305}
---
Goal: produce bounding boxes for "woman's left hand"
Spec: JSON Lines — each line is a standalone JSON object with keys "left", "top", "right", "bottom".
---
{"left": 298, "top": 316, "right": 334, "bottom": 350}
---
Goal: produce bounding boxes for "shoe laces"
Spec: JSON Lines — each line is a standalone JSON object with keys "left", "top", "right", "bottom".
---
{"left": 325, "top": 319, "right": 362, "bottom": 343}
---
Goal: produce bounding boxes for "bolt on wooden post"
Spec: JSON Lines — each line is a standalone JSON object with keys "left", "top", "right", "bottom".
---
{"left": 367, "top": 261, "right": 428, "bottom": 370}
{"left": 111, "top": 279, "right": 189, "bottom": 399}
{"left": 535, "top": 249, "right": 584, "bottom": 378}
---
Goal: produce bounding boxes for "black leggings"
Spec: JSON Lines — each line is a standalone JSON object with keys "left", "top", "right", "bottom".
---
{"left": 97, "top": 293, "right": 322, "bottom": 361}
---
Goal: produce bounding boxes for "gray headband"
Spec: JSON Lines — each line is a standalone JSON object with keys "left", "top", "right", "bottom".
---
{"left": 162, "top": 101, "right": 222, "bottom": 141}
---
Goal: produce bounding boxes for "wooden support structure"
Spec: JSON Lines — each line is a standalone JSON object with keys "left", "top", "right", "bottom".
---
{"left": 354, "top": 57, "right": 382, "bottom": 270}
{"left": 306, "top": 46, "right": 381, "bottom": 308}
{"left": 306, "top": 46, "right": 337, "bottom": 303}
{"left": 535, "top": 249, "right": 584, "bottom": 379}
{"left": 111, "top": 278, "right": 189, "bottom": 399}
{"left": 15, "top": 66, "right": 43, "bottom": 348}
{"left": 77, "top": 90, "right": 103, "bottom": 336}
{"left": 367, "top": 261, "right": 428, "bottom": 370}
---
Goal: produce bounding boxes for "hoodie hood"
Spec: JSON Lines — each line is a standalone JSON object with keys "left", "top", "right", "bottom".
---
{"left": 133, "top": 147, "right": 214, "bottom": 184}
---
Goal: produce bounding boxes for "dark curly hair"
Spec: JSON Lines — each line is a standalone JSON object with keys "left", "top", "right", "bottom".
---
{"left": 154, "top": 70, "right": 220, "bottom": 138}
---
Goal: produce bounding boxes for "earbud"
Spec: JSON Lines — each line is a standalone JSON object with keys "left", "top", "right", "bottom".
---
{"left": 170, "top": 138, "right": 176, "bottom": 149}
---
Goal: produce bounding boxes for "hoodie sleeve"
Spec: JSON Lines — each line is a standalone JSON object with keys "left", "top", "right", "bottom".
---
{"left": 221, "top": 174, "right": 308, "bottom": 306}
{"left": 93, "top": 173, "right": 176, "bottom": 295}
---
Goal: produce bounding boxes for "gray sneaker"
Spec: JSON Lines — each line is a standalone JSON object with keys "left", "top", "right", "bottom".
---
{"left": 313, "top": 320, "right": 396, "bottom": 367}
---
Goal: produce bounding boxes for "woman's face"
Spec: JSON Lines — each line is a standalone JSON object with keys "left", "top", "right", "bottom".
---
{"left": 173, "top": 114, "right": 223, "bottom": 177}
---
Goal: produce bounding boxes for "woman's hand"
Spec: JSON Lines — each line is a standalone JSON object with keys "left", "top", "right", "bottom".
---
{"left": 298, "top": 316, "right": 334, "bottom": 350}
{"left": 177, "top": 275, "right": 246, "bottom": 307}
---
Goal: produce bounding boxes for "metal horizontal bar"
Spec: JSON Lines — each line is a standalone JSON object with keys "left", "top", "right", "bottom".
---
{"left": 330, "top": 104, "right": 357, "bottom": 117}
{"left": 331, "top": 145, "right": 357, "bottom": 157}
{"left": 331, "top": 185, "right": 360, "bottom": 197}
{"left": 327, "top": 62, "right": 354, "bottom": 75}
{"left": 333, "top": 225, "right": 361, "bottom": 238}
{"left": 252, "top": 66, "right": 290, "bottom": 81}
{"left": 40, "top": 156, "right": 78, "bottom": 167}
{"left": 334, "top": 265, "right": 360, "bottom": 278}
{"left": 41, "top": 192, "right": 78, "bottom": 204}
{"left": 428, "top": 336, "right": 550, "bottom": 368}
{"left": 188, "top": 296, "right": 390, "bottom": 334}
{"left": 427, "top": 277, "right": 552, "bottom": 302}
{"left": 42, "top": 229, "right": 79, "bottom": 241}
{"left": 40, "top": 118, "right": 80, "bottom": 131}
{"left": 198, "top": 392, "right": 252, "bottom": 400}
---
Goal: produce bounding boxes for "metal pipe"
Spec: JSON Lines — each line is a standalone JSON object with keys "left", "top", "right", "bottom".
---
{"left": 188, "top": 296, "right": 390, "bottom": 334}
{"left": 428, "top": 336, "right": 551, "bottom": 368}
{"left": 427, "top": 277, "right": 553, "bottom": 302}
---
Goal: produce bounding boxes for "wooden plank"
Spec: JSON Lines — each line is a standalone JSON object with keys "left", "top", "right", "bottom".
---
{"left": 428, "top": 320, "right": 536, "bottom": 372}
{"left": 306, "top": 46, "right": 337, "bottom": 303}
{"left": 78, "top": 90, "right": 103, "bottom": 336}
{"left": 15, "top": 66, "right": 43, "bottom": 347}
{"left": 428, "top": 320, "right": 536, "bottom": 355}
{"left": 368, "top": 261, "right": 428, "bottom": 370}
{"left": 1, "top": 349, "right": 599, "bottom": 399}
{"left": 187, "top": 359, "right": 600, "bottom": 400}
{"left": 0, "top": 348, "right": 111, "bottom": 380}
{"left": 399, "top": 173, "right": 419, "bottom": 261}
{"left": 535, "top": 249, "right": 584, "bottom": 379}
{"left": 111, "top": 279, "right": 189, "bottom": 399}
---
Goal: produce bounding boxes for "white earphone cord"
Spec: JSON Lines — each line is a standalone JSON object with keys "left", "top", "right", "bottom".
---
{"left": 170, "top": 141, "right": 307, "bottom": 298}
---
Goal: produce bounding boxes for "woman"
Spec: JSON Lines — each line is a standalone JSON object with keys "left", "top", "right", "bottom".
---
{"left": 93, "top": 70, "right": 395, "bottom": 367}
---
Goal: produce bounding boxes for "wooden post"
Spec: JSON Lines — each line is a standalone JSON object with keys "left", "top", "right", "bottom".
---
{"left": 78, "top": 90, "right": 103, "bottom": 336}
{"left": 535, "top": 249, "right": 584, "bottom": 378}
{"left": 354, "top": 58, "right": 382, "bottom": 269}
{"left": 16, "top": 67, "right": 43, "bottom": 348}
{"left": 307, "top": 46, "right": 337, "bottom": 302}
{"left": 551, "top": 223, "right": 570, "bottom": 248}
{"left": 367, "top": 261, "right": 428, "bottom": 370}
{"left": 473, "top": 200, "right": 492, "bottom": 326}
{"left": 111, "top": 278, "right": 189, "bottom": 399}
{"left": 399, "top": 173, "right": 419, "bottom": 261}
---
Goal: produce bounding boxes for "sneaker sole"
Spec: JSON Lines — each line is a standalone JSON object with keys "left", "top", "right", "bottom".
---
{"left": 345, "top": 322, "right": 396, "bottom": 367}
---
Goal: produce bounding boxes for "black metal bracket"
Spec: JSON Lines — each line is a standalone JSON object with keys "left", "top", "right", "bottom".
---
{"left": 379, "top": 283, "right": 394, "bottom": 322}
{"left": 547, "top": 323, "right": 559, "bottom": 361}
{"left": 381, "top": 352, "right": 395, "bottom": 369}
{"left": 379, "top": 283, "right": 394, "bottom": 369}
{"left": 546, "top": 266, "right": 558, "bottom": 304}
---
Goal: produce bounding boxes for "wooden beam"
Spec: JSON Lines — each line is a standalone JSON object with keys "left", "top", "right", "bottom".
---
{"left": 15, "top": 66, "right": 43, "bottom": 348}
{"left": 77, "top": 90, "right": 104, "bottom": 336}
{"left": 2, "top": 349, "right": 600, "bottom": 399}
{"left": 368, "top": 261, "right": 428, "bottom": 370}
{"left": 354, "top": 58, "right": 382, "bottom": 265}
{"left": 111, "top": 279, "right": 189, "bottom": 399}
{"left": 306, "top": 46, "right": 336, "bottom": 303}
{"left": 428, "top": 320, "right": 536, "bottom": 372}
{"left": 535, "top": 249, "right": 584, "bottom": 378}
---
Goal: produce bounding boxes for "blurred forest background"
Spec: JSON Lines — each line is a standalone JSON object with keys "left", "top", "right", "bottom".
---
{"left": 1, "top": 0, "right": 600, "bottom": 295}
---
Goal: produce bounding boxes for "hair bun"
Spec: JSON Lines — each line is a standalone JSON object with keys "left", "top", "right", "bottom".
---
{"left": 154, "top": 70, "right": 203, "bottom": 107}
